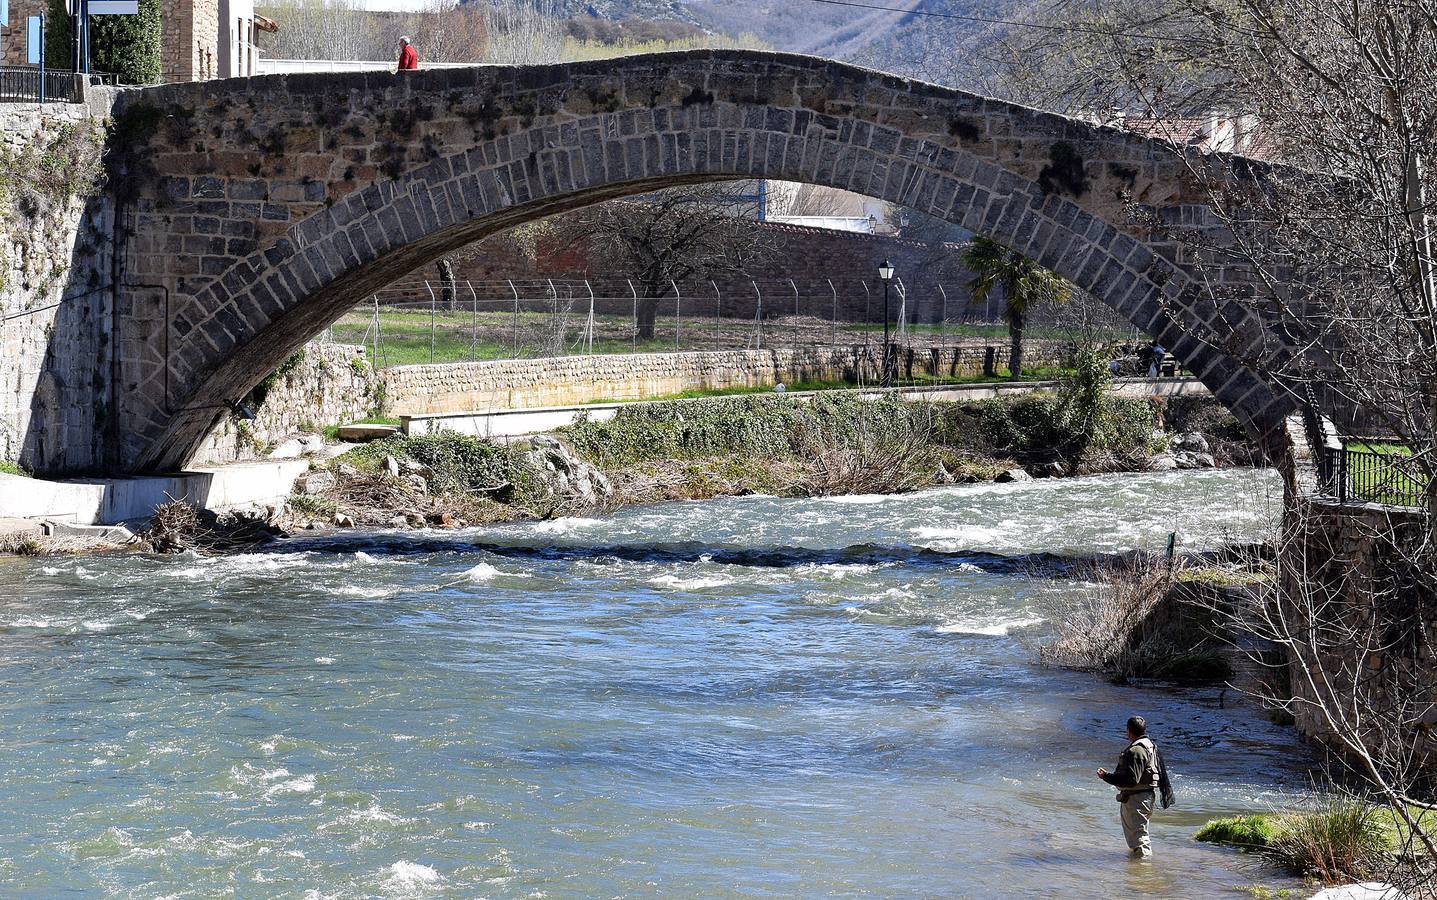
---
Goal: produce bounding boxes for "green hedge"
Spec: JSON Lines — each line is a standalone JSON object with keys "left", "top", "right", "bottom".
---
{"left": 560, "top": 394, "right": 936, "bottom": 468}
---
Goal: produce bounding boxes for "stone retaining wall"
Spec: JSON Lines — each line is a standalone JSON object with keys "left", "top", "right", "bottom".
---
{"left": 192, "top": 341, "right": 381, "bottom": 465}
{"left": 1278, "top": 415, "right": 1436, "bottom": 765}
{"left": 383, "top": 344, "right": 1067, "bottom": 415}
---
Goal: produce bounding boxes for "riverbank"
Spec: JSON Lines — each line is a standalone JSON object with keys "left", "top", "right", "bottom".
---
{"left": 258, "top": 388, "right": 1255, "bottom": 542}
{"left": 0, "top": 386, "right": 1257, "bottom": 556}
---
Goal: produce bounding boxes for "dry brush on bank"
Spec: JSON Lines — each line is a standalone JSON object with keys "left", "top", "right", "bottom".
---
{"left": 1035, "top": 557, "right": 1241, "bottom": 684}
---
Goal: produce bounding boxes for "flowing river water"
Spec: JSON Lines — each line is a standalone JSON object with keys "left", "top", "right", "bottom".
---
{"left": 0, "top": 469, "right": 1313, "bottom": 897}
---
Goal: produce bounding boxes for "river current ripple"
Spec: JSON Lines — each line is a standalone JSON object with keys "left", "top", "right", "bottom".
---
{"left": 0, "top": 469, "right": 1309, "bottom": 897}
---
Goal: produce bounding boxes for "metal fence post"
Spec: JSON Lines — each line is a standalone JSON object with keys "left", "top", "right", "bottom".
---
{"left": 860, "top": 280, "right": 872, "bottom": 346}
{"left": 508, "top": 280, "right": 520, "bottom": 357}
{"left": 467, "top": 280, "right": 478, "bottom": 360}
{"left": 584, "top": 280, "right": 596, "bottom": 354}
{"left": 546, "top": 278, "right": 558, "bottom": 356}
{"left": 750, "top": 280, "right": 764, "bottom": 351}
{"left": 938, "top": 284, "right": 948, "bottom": 347}
{"left": 627, "top": 279, "right": 638, "bottom": 351}
{"left": 1338, "top": 447, "right": 1350, "bottom": 504}
{"left": 789, "top": 278, "right": 800, "bottom": 348}
{"left": 828, "top": 278, "right": 838, "bottom": 348}
{"left": 425, "top": 279, "right": 436, "bottom": 363}
{"left": 671, "top": 278, "right": 681, "bottom": 352}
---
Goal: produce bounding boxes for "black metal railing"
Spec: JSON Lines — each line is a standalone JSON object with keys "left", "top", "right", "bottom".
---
{"left": 1326, "top": 444, "right": 1430, "bottom": 508}
{"left": 0, "top": 66, "right": 104, "bottom": 103}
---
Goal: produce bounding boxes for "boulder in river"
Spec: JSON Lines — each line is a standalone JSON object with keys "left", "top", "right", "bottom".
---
{"left": 520, "top": 437, "right": 615, "bottom": 508}
{"left": 1149, "top": 454, "right": 1179, "bottom": 471}
{"left": 994, "top": 468, "right": 1032, "bottom": 483}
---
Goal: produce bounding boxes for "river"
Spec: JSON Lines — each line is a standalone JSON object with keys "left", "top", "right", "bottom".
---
{"left": 0, "top": 469, "right": 1311, "bottom": 897}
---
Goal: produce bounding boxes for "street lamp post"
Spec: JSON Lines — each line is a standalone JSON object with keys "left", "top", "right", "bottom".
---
{"left": 878, "top": 259, "right": 895, "bottom": 388}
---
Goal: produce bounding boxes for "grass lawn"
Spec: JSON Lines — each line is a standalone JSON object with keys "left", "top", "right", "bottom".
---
{"left": 326, "top": 307, "right": 1078, "bottom": 369}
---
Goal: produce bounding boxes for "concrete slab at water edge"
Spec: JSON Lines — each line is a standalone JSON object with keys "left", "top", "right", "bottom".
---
{"left": 0, "top": 461, "right": 311, "bottom": 526}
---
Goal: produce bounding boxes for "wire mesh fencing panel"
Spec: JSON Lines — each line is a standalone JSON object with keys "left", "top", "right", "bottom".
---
{"left": 329, "top": 275, "right": 1051, "bottom": 370}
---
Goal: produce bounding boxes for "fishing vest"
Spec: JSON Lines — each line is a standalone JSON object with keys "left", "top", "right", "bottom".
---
{"left": 1129, "top": 737, "right": 1160, "bottom": 790}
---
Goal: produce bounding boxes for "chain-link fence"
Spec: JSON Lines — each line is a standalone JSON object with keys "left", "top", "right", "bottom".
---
{"left": 328, "top": 274, "right": 1136, "bottom": 370}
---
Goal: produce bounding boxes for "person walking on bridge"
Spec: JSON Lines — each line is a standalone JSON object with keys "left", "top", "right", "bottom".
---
{"left": 397, "top": 36, "right": 419, "bottom": 72}
{"left": 1096, "top": 715, "right": 1173, "bottom": 859}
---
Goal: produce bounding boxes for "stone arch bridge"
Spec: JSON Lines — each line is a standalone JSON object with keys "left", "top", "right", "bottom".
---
{"left": 102, "top": 49, "right": 1291, "bottom": 474}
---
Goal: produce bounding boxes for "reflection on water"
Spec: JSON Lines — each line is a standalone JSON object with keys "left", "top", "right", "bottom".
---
{"left": 0, "top": 469, "right": 1304, "bottom": 896}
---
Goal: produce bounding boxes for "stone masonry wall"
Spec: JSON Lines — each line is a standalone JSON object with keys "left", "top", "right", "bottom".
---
{"left": 1277, "top": 415, "right": 1437, "bottom": 765}
{"left": 192, "top": 340, "right": 381, "bottom": 464}
{"left": 1280, "top": 497, "right": 1436, "bottom": 763}
{"left": 383, "top": 344, "right": 1066, "bottom": 415}
{"left": 0, "top": 103, "right": 114, "bottom": 474}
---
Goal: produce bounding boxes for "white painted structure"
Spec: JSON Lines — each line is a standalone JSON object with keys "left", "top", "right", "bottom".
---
{"left": 218, "top": 0, "right": 261, "bottom": 78}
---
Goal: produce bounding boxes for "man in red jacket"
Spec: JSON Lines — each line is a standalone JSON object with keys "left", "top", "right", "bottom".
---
{"left": 397, "top": 36, "right": 419, "bottom": 72}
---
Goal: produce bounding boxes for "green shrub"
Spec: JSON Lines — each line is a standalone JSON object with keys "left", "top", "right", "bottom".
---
{"left": 1196, "top": 815, "right": 1279, "bottom": 849}
{"left": 288, "top": 494, "right": 336, "bottom": 519}
{"left": 969, "top": 354, "right": 1157, "bottom": 465}
{"left": 975, "top": 394, "right": 1067, "bottom": 454}
{"left": 247, "top": 350, "right": 306, "bottom": 408}
{"left": 1197, "top": 798, "right": 1395, "bottom": 883}
{"left": 560, "top": 394, "right": 937, "bottom": 468}
{"left": 1267, "top": 797, "right": 1389, "bottom": 883}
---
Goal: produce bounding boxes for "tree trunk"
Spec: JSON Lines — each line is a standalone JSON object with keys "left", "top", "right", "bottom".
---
{"left": 436, "top": 256, "right": 457, "bottom": 312}
{"left": 1008, "top": 310, "right": 1025, "bottom": 379}
{"left": 635, "top": 296, "right": 660, "bottom": 341}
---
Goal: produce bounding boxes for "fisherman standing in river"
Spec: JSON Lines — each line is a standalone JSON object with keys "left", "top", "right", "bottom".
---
{"left": 1096, "top": 715, "right": 1173, "bottom": 859}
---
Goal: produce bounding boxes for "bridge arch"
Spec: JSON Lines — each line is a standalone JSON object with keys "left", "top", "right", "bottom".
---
{"left": 107, "top": 50, "right": 1289, "bottom": 473}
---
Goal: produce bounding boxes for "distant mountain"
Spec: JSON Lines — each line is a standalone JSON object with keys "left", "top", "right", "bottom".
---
{"left": 557, "top": 0, "right": 1025, "bottom": 89}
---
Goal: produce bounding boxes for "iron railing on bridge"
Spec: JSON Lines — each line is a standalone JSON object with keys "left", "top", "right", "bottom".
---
{"left": 0, "top": 66, "right": 112, "bottom": 104}
{"left": 1324, "top": 444, "right": 1430, "bottom": 509}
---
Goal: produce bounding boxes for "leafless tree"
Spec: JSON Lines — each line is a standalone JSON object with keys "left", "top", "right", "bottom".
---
{"left": 257, "top": 0, "right": 389, "bottom": 61}
{"left": 258, "top": 0, "right": 563, "bottom": 64}
{"left": 997, "top": 1, "right": 1437, "bottom": 524}
{"left": 1207, "top": 501, "right": 1437, "bottom": 888}
{"left": 768, "top": 181, "right": 873, "bottom": 219}
{"left": 540, "top": 185, "right": 774, "bottom": 341}
{"left": 1003, "top": 0, "right": 1437, "bottom": 879}
{"left": 478, "top": 0, "right": 564, "bottom": 65}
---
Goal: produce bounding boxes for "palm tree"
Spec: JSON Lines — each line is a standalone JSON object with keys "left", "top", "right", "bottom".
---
{"left": 962, "top": 237, "right": 1073, "bottom": 379}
